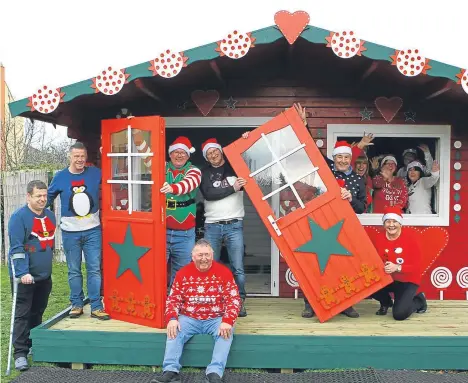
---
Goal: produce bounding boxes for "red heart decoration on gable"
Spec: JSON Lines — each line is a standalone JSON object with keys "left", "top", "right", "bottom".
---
{"left": 374, "top": 96, "right": 403, "bottom": 123}
{"left": 191, "top": 90, "right": 219, "bottom": 116}
{"left": 274, "top": 11, "right": 310, "bottom": 45}
{"left": 363, "top": 226, "right": 449, "bottom": 276}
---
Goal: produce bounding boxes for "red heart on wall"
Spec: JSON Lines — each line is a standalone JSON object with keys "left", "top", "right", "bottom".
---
{"left": 191, "top": 90, "right": 219, "bottom": 116}
{"left": 364, "top": 226, "right": 449, "bottom": 276}
{"left": 374, "top": 96, "right": 403, "bottom": 123}
{"left": 274, "top": 11, "right": 310, "bottom": 45}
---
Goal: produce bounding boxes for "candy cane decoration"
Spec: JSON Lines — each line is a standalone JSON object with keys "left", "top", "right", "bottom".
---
{"left": 456, "top": 267, "right": 468, "bottom": 300}
{"left": 132, "top": 129, "right": 152, "bottom": 169}
{"left": 430, "top": 267, "right": 453, "bottom": 300}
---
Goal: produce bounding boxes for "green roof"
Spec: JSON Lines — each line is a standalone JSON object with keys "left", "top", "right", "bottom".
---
{"left": 8, "top": 24, "right": 465, "bottom": 119}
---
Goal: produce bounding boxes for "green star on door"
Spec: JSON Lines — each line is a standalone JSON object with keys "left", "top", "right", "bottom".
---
{"left": 110, "top": 224, "right": 150, "bottom": 283}
{"left": 295, "top": 217, "right": 352, "bottom": 275}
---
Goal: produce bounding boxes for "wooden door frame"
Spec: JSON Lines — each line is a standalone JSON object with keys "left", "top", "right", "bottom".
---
{"left": 165, "top": 117, "right": 279, "bottom": 296}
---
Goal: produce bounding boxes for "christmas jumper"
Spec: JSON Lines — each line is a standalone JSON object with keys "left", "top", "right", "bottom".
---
{"left": 199, "top": 161, "right": 245, "bottom": 223}
{"left": 373, "top": 229, "right": 422, "bottom": 285}
{"left": 165, "top": 161, "right": 202, "bottom": 230}
{"left": 165, "top": 261, "right": 241, "bottom": 326}
{"left": 8, "top": 205, "right": 56, "bottom": 281}
{"left": 372, "top": 175, "right": 408, "bottom": 213}
{"left": 407, "top": 171, "right": 440, "bottom": 214}
{"left": 47, "top": 166, "right": 101, "bottom": 232}
{"left": 323, "top": 154, "right": 367, "bottom": 214}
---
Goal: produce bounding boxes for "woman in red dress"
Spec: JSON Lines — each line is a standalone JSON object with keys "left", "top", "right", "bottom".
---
{"left": 371, "top": 206, "right": 427, "bottom": 320}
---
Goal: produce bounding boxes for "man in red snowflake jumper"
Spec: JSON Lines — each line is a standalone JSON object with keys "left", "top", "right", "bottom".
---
{"left": 371, "top": 206, "right": 427, "bottom": 320}
{"left": 151, "top": 239, "right": 241, "bottom": 383}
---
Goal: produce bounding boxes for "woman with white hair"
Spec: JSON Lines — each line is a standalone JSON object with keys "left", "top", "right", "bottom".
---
{"left": 406, "top": 160, "right": 440, "bottom": 214}
{"left": 371, "top": 207, "right": 427, "bottom": 320}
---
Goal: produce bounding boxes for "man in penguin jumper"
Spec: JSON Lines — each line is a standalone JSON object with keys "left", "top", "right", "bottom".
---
{"left": 151, "top": 239, "right": 241, "bottom": 383}
{"left": 8, "top": 180, "right": 56, "bottom": 371}
{"left": 371, "top": 206, "right": 427, "bottom": 320}
{"left": 47, "top": 142, "right": 110, "bottom": 321}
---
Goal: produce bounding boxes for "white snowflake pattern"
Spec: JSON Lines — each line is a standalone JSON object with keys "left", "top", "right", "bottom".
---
{"left": 186, "top": 306, "right": 195, "bottom": 312}
{"left": 232, "top": 299, "right": 240, "bottom": 307}
{"left": 211, "top": 306, "right": 220, "bottom": 312}
{"left": 230, "top": 289, "right": 238, "bottom": 297}
{"left": 197, "top": 286, "right": 205, "bottom": 293}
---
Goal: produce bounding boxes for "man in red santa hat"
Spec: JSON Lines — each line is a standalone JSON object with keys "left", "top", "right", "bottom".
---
{"left": 371, "top": 206, "right": 427, "bottom": 320}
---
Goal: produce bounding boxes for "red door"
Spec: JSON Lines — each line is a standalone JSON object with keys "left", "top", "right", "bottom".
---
{"left": 101, "top": 116, "right": 167, "bottom": 328}
{"left": 223, "top": 107, "right": 393, "bottom": 322}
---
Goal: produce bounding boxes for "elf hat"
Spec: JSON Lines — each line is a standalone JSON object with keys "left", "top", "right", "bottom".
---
{"left": 332, "top": 141, "right": 352, "bottom": 156}
{"left": 201, "top": 138, "right": 223, "bottom": 160}
{"left": 382, "top": 206, "right": 403, "bottom": 225}
{"left": 381, "top": 155, "right": 397, "bottom": 166}
{"left": 407, "top": 161, "right": 425, "bottom": 173}
{"left": 168, "top": 136, "right": 196, "bottom": 156}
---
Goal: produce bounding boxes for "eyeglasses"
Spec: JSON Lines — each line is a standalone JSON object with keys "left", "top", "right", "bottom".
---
{"left": 193, "top": 252, "right": 212, "bottom": 259}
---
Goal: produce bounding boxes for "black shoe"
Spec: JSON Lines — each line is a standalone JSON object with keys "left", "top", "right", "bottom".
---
{"left": 301, "top": 302, "right": 315, "bottom": 318}
{"left": 415, "top": 292, "right": 427, "bottom": 313}
{"left": 238, "top": 299, "right": 247, "bottom": 317}
{"left": 150, "top": 371, "right": 181, "bottom": 383}
{"left": 205, "top": 372, "right": 222, "bottom": 383}
{"left": 376, "top": 304, "right": 390, "bottom": 315}
{"left": 341, "top": 306, "right": 360, "bottom": 318}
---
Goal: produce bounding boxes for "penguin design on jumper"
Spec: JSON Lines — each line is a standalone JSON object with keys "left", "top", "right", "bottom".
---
{"left": 69, "top": 180, "right": 94, "bottom": 217}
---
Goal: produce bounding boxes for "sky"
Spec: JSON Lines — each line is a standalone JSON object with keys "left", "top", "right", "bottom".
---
{"left": 1, "top": 0, "right": 467, "bottom": 140}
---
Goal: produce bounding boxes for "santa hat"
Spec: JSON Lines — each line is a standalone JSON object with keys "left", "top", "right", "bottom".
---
{"left": 381, "top": 155, "right": 397, "bottom": 166}
{"left": 168, "top": 136, "right": 195, "bottom": 156}
{"left": 382, "top": 206, "right": 403, "bottom": 225}
{"left": 201, "top": 138, "right": 223, "bottom": 160}
{"left": 332, "top": 141, "right": 352, "bottom": 156}
{"left": 407, "top": 161, "right": 425, "bottom": 172}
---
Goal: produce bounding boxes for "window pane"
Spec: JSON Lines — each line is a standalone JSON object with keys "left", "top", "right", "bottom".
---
{"left": 111, "top": 129, "right": 127, "bottom": 153}
{"left": 264, "top": 125, "right": 301, "bottom": 157}
{"left": 111, "top": 183, "right": 129, "bottom": 211}
{"left": 132, "top": 184, "right": 152, "bottom": 212}
{"left": 111, "top": 157, "right": 128, "bottom": 180}
{"left": 131, "top": 129, "right": 151, "bottom": 153}
{"left": 252, "top": 162, "right": 285, "bottom": 197}
{"left": 242, "top": 136, "right": 273, "bottom": 174}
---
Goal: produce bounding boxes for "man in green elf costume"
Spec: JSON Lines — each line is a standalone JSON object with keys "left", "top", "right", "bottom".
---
{"left": 160, "top": 137, "right": 202, "bottom": 287}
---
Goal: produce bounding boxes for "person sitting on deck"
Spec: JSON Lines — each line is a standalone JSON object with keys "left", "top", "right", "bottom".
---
{"left": 371, "top": 206, "right": 427, "bottom": 320}
{"left": 151, "top": 239, "right": 241, "bottom": 383}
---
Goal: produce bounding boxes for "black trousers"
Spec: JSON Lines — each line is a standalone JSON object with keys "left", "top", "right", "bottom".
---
{"left": 10, "top": 277, "right": 52, "bottom": 358}
{"left": 371, "top": 281, "right": 423, "bottom": 321}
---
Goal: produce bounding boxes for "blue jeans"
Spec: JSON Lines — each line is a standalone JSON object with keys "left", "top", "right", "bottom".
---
{"left": 162, "top": 315, "right": 234, "bottom": 377}
{"left": 62, "top": 227, "right": 103, "bottom": 311}
{"left": 166, "top": 228, "right": 195, "bottom": 287}
{"left": 204, "top": 221, "right": 246, "bottom": 299}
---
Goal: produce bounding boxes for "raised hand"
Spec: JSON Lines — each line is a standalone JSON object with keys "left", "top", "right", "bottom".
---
{"left": 357, "top": 132, "right": 375, "bottom": 149}
{"left": 432, "top": 160, "right": 440, "bottom": 172}
{"left": 293, "top": 103, "right": 307, "bottom": 125}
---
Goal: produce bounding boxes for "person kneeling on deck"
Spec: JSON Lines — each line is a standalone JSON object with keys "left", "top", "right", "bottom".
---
{"left": 151, "top": 239, "right": 241, "bottom": 383}
{"left": 371, "top": 206, "right": 427, "bottom": 320}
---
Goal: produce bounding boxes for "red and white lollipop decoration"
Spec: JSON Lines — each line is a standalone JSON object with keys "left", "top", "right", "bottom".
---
{"left": 391, "top": 49, "right": 431, "bottom": 77}
{"left": 431, "top": 266, "right": 453, "bottom": 300}
{"left": 27, "top": 86, "right": 65, "bottom": 114}
{"left": 215, "top": 30, "right": 256, "bottom": 59}
{"left": 325, "top": 31, "right": 366, "bottom": 58}
{"left": 456, "top": 69, "right": 468, "bottom": 95}
{"left": 149, "top": 50, "right": 189, "bottom": 78}
{"left": 456, "top": 267, "right": 468, "bottom": 300}
{"left": 91, "top": 67, "right": 130, "bottom": 95}
{"left": 285, "top": 268, "right": 300, "bottom": 299}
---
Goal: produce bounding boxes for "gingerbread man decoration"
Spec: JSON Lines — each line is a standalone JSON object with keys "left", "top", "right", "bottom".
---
{"left": 339, "top": 275, "right": 359, "bottom": 296}
{"left": 319, "top": 285, "right": 339, "bottom": 308}
{"left": 110, "top": 290, "right": 121, "bottom": 312}
{"left": 360, "top": 263, "right": 381, "bottom": 287}
{"left": 125, "top": 292, "right": 138, "bottom": 316}
{"left": 139, "top": 295, "right": 156, "bottom": 319}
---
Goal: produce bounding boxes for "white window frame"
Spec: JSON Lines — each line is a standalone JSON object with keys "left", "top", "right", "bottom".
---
{"left": 327, "top": 124, "right": 451, "bottom": 227}
{"left": 107, "top": 125, "right": 154, "bottom": 214}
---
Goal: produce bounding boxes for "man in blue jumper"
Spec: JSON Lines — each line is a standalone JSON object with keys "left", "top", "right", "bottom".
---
{"left": 47, "top": 142, "right": 110, "bottom": 320}
{"left": 8, "top": 180, "right": 56, "bottom": 371}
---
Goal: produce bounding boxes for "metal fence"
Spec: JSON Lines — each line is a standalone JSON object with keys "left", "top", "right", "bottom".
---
{"left": 0, "top": 169, "right": 65, "bottom": 264}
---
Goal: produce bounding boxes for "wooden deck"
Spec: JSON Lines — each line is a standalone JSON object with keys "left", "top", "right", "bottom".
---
{"left": 31, "top": 298, "right": 468, "bottom": 370}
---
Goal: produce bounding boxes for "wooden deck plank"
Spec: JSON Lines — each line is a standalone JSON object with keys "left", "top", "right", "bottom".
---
{"left": 49, "top": 299, "right": 468, "bottom": 337}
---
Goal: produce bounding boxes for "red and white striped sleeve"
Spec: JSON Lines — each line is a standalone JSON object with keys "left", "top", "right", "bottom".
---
{"left": 170, "top": 166, "right": 202, "bottom": 195}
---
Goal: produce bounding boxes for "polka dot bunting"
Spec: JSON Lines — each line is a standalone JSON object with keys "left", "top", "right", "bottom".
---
{"left": 149, "top": 50, "right": 189, "bottom": 78}
{"left": 325, "top": 31, "right": 366, "bottom": 59}
{"left": 216, "top": 30, "right": 255, "bottom": 59}
{"left": 27, "top": 86, "right": 65, "bottom": 114}
{"left": 391, "top": 49, "right": 431, "bottom": 77}
{"left": 91, "top": 67, "right": 130, "bottom": 95}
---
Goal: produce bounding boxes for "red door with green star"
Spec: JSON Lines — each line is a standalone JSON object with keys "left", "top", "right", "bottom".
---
{"left": 223, "top": 107, "right": 393, "bottom": 322}
{"left": 101, "top": 116, "right": 167, "bottom": 328}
